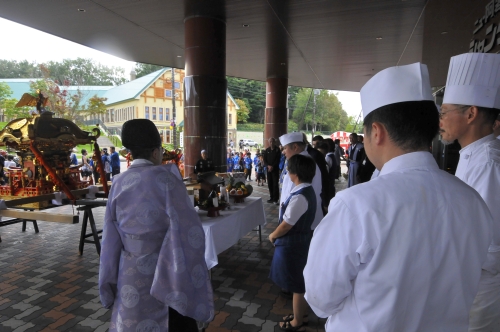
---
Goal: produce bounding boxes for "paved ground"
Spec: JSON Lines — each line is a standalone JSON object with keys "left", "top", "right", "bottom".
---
{"left": 0, "top": 164, "right": 348, "bottom": 332}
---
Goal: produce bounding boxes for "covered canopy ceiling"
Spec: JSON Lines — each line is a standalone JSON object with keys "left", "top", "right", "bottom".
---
{"left": 0, "top": 0, "right": 463, "bottom": 91}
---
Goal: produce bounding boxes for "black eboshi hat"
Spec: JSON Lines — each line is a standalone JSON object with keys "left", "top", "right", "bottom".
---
{"left": 121, "top": 119, "right": 161, "bottom": 149}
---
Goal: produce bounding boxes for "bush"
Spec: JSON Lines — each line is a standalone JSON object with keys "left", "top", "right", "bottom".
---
{"left": 237, "top": 123, "right": 264, "bottom": 131}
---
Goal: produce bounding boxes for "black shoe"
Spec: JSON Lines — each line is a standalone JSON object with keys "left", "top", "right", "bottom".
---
{"left": 274, "top": 201, "right": 279, "bottom": 205}
{"left": 267, "top": 199, "right": 274, "bottom": 203}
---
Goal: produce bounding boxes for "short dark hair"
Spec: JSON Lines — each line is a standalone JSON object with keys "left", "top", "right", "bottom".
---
{"left": 290, "top": 141, "right": 306, "bottom": 150}
{"left": 317, "top": 142, "right": 329, "bottom": 151}
{"left": 312, "top": 135, "right": 323, "bottom": 142}
{"left": 129, "top": 147, "right": 155, "bottom": 160}
{"left": 455, "top": 104, "right": 500, "bottom": 125}
{"left": 350, "top": 133, "right": 358, "bottom": 138}
{"left": 81, "top": 149, "right": 87, "bottom": 154}
{"left": 364, "top": 100, "right": 439, "bottom": 152}
{"left": 287, "top": 154, "right": 316, "bottom": 183}
{"left": 323, "top": 138, "right": 336, "bottom": 152}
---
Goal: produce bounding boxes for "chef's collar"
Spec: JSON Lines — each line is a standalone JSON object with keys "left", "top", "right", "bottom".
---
{"left": 379, "top": 151, "right": 438, "bottom": 177}
{"left": 459, "top": 134, "right": 496, "bottom": 159}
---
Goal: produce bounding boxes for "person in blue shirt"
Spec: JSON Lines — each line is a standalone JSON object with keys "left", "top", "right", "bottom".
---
{"left": 227, "top": 152, "right": 234, "bottom": 172}
{"left": 244, "top": 152, "right": 253, "bottom": 180}
{"left": 255, "top": 154, "right": 266, "bottom": 186}
{"left": 233, "top": 152, "right": 241, "bottom": 172}
{"left": 70, "top": 151, "right": 78, "bottom": 166}
{"left": 109, "top": 146, "right": 121, "bottom": 177}
{"left": 253, "top": 153, "right": 260, "bottom": 180}
{"left": 279, "top": 149, "right": 286, "bottom": 175}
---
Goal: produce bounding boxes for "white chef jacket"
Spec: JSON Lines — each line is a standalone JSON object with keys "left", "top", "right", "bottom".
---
{"left": 304, "top": 151, "right": 492, "bottom": 332}
{"left": 280, "top": 150, "right": 322, "bottom": 229}
{"left": 454, "top": 134, "right": 500, "bottom": 331}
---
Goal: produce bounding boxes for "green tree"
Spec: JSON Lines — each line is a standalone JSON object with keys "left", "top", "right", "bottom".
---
{"left": 227, "top": 77, "right": 266, "bottom": 123}
{"left": 135, "top": 63, "right": 165, "bottom": 78}
{"left": 45, "top": 58, "right": 126, "bottom": 86}
{"left": 0, "top": 59, "right": 126, "bottom": 85}
{"left": 27, "top": 65, "right": 109, "bottom": 124}
{"left": 344, "top": 115, "right": 363, "bottom": 133}
{"left": 0, "top": 60, "right": 43, "bottom": 78}
{"left": 235, "top": 99, "right": 250, "bottom": 123}
{"left": 0, "top": 82, "right": 13, "bottom": 107}
{"left": 3, "top": 98, "right": 32, "bottom": 120}
{"left": 83, "top": 95, "right": 108, "bottom": 121}
{"left": 291, "top": 89, "right": 349, "bottom": 133}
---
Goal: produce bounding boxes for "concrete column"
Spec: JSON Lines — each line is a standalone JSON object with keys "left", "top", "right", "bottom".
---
{"left": 183, "top": 16, "right": 227, "bottom": 175}
{"left": 264, "top": 77, "right": 288, "bottom": 147}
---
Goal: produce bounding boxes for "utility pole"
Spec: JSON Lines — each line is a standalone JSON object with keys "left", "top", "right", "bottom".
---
{"left": 171, "top": 68, "right": 177, "bottom": 149}
{"left": 312, "top": 89, "right": 320, "bottom": 142}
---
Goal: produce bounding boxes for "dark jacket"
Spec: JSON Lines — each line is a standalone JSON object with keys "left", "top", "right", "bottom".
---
{"left": 307, "top": 145, "right": 334, "bottom": 208}
{"left": 263, "top": 146, "right": 281, "bottom": 172}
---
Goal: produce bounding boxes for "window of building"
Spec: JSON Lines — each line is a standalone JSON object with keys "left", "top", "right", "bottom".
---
{"left": 165, "top": 90, "right": 172, "bottom": 97}
{"left": 166, "top": 130, "right": 171, "bottom": 143}
{"left": 165, "top": 108, "right": 170, "bottom": 120}
{"left": 174, "top": 82, "right": 180, "bottom": 89}
{"left": 159, "top": 108, "right": 163, "bottom": 121}
{"left": 152, "top": 107, "right": 157, "bottom": 120}
{"left": 229, "top": 113, "right": 232, "bottom": 124}
{"left": 111, "top": 109, "right": 115, "bottom": 122}
{"left": 145, "top": 106, "right": 149, "bottom": 119}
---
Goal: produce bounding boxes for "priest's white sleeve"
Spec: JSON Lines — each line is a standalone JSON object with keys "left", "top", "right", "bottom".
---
{"left": 304, "top": 198, "right": 367, "bottom": 318}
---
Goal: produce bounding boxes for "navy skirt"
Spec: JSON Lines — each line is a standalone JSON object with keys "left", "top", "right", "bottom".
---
{"left": 269, "top": 240, "right": 311, "bottom": 293}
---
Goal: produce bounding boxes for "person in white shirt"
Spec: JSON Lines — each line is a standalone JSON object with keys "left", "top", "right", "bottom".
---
{"left": 439, "top": 52, "right": 500, "bottom": 332}
{"left": 268, "top": 154, "right": 317, "bottom": 331}
{"left": 304, "top": 62, "right": 493, "bottom": 332}
{"left": 279, "top": 132, "right": 323, "bottom": 230}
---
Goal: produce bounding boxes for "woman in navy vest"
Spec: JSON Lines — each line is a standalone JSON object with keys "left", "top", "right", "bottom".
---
{"left": 269, "top": 154, "right": 317, "bottom": 331}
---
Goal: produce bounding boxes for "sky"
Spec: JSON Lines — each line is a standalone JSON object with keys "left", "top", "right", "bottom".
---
{"left": 0, "top": 17, "right": 362, "bottom": 117}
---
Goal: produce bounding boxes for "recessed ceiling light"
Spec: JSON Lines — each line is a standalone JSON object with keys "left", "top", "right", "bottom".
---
{"left": 376, "top": 37, "right": 383, "bottom": 40}
{"left": 77, "top": 8, "right": 85, "bottom": 12}
{"left": 177, "top": 55, "right": 182, "bottom": 58}
{"left": 441, "top": 31, "right": 448, "bottom": 34}
{"left": 242, "top": 24, "right": 250, "bottom": 28}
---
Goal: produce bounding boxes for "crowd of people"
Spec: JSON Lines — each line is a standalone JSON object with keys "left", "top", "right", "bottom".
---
{"left": 76, "top": 146, "right": 121, "bottom": 183}
{"left": 99, "top": 52, "right": 500, "bottom": 332}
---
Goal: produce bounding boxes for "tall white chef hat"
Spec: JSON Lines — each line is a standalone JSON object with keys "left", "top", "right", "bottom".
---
{"left": 360, "top": 62, "right": 434, "bottom": 119}
{"left": 442, "top": 53, "right": 500, "bottom": 109}
{"left": 279, "top": 132, "right": 304, "bottom": 146}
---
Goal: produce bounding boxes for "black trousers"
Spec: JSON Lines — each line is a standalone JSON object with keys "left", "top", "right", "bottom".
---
{"left": 267, "top": 170, "right": 280, "bottom": 202}
{"left": 169, "top": 307, "right": 198, "bottom": 332}
{"left": 112, "top": 166, "right": 121, "bottom": 176}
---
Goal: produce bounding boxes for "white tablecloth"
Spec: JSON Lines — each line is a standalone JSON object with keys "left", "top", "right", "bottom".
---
{"left": 198, "top": 197, "right": 266, "bottom": 269}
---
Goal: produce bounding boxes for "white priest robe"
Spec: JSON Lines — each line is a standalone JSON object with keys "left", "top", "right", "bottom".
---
{"left": 455, "top": 134, "right": 500, "bottom": 331}
{"left": 304, "top": 152, "right": 492, "bottom": 332}
{"left": 280, "top": 150, "right": 323, "bottom": 229}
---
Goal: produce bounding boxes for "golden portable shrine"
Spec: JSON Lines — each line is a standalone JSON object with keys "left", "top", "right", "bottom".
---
{"left": 0, "top": 93, "right": 108, "bottom": 209}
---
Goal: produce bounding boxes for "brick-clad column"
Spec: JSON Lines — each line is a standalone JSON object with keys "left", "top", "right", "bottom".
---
{"left": 184, "top": 17, "right": 227, "bottom": 175}
{"left": 264, "top": 77, "right": 288, "bottom": 147}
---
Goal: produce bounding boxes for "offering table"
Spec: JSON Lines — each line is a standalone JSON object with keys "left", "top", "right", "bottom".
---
{"left": 198, "top": 197, "right": 266, "bottom": 269}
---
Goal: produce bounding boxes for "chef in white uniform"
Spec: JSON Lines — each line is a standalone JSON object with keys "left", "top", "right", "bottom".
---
{"left": 279, "top": 132, "right": 323, "bottom": 229}
{"left": 304, "top": 63, "right": 493, "bottom": 332}
{"left": 440, "top": 52, "right": 500, "bottom": 332}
